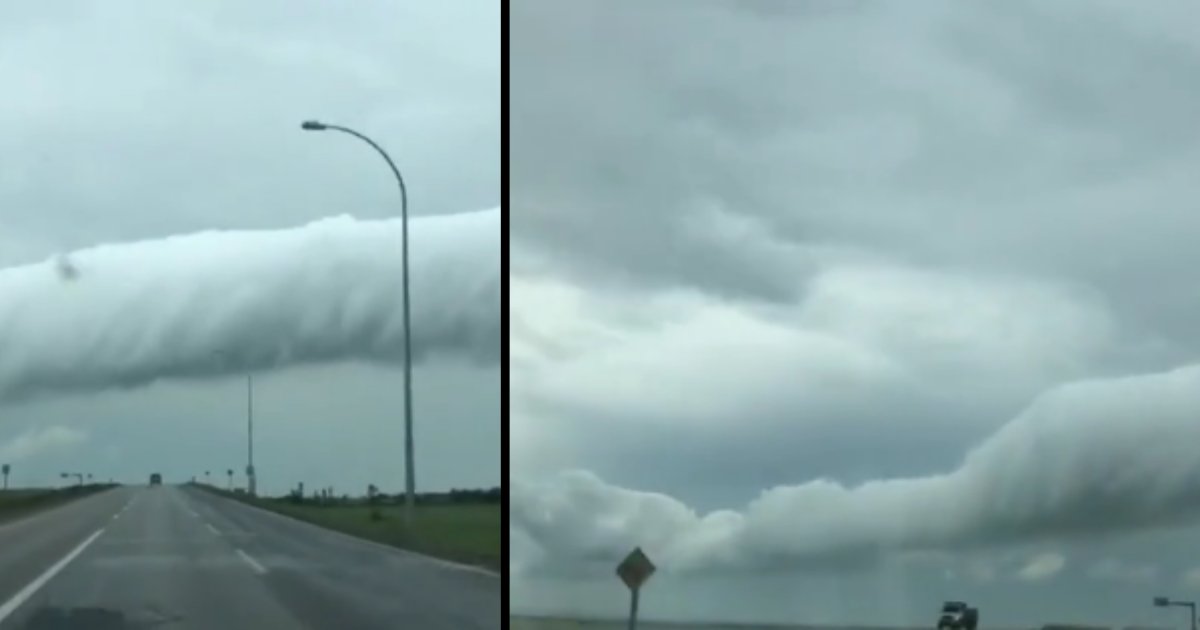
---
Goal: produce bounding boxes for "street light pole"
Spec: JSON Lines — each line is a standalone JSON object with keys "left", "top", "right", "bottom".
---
{"left": 301, "top": 120, "right": 415, "bottom": 526}
{"left": 247, "top": 373, "right": 255, "bottom": 496}
{"left": 215, "top": 350, "right": 256, "bottom": 496}
{"left": 1154, "top": 596, "right": 1197, "bottom": 630}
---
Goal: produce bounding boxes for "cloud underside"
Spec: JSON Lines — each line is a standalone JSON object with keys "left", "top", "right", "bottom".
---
{"left": 514, "top": 345, "right": 1200, "bottom": 575}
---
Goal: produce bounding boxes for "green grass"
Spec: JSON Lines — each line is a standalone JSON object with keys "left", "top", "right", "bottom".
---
{"left": 0, "top": 485, "right": 116, "bottom": 524}
{"left": 203, "top": 487, "right": 500, "bottom": 571}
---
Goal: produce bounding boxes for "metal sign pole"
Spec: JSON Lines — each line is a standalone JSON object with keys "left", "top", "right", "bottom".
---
{"left": 616, "top": 547, "right": 654, "bottom": 630}
{"left": 627, "top": 587, "right": 640, "bottom": 630}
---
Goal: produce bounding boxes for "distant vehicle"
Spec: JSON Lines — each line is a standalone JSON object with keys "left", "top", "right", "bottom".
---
{"left": 149, "top": 473, "right": 162, "bottom": 486}
{"left": 937, "top": 601, "right": 978, "bottom": 630}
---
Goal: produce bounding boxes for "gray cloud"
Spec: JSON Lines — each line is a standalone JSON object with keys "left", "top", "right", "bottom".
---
{"left": 511, "top": 0, "right": 1200, "bottom": 623}
{"left": 513, "top": 0, "right": 1200, "bottom": 348}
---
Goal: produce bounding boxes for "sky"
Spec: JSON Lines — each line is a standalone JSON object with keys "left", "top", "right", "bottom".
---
{"left": 510, "top": 0, "right": 1200, "bottom": 626}
{"left": 0, "top": 1, "right": 499, "bottom": 496}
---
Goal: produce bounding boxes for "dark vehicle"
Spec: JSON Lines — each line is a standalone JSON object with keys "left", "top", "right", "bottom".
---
{"left": 937, "top": 601, "right": 978, "bottom": 630}
{"left": 149, "top": 473, "right": 162, "bottom": 486}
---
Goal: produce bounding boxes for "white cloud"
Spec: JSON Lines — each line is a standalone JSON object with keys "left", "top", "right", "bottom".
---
{"left": 512, "top": 362, "right": 1200, "bottom": 574}
{"left": 797, "top": 265, "right": 1114, "bottom": 388}
{"left": 512, "top": 258, "right": 1115, "bottom": 455}
{"left": 0, "top": 425, "right": 87, "bottom": 464}
{"left": 0, "top": 208, "right": 499, "bottom": 402}
{"left": 1017, "top": 552, "right": 1066, "bottom": 581}
{"left": 509, "top": 247, "right": 1140, "bottom": 579}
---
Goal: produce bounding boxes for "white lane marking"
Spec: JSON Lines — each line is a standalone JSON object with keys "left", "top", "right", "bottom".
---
{"left": 205, "top": 523, "right": 220, "bottom": 535}
{"left": 188, "top": 510, "right": 199, "bottom": 518}
{"left": 111, "top": 514, "right": 119, "bottom": 521}
{"left": 0, "top": 528, "right": 105, "bottom": 623}
{"left": 235, "top": 548, "right": 267, "bottom": 575}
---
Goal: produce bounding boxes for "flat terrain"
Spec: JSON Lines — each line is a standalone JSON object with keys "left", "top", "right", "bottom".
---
{"left": 0, "top": 485, "right": 114, "bottom": 524}
{"left": 510, "top": 618, "right": 1048, "bottom": 630}
{"left": 0, "top": 484, "right": 500, "bottom": 628}
{"left": 511, "top": 618, "right": 800, "bottom": 630}
{"left": 508, "top": 619, "right": 926, "bottom": 630}
{"left": 204, "top": 488, "right": 501, "bottom": 571}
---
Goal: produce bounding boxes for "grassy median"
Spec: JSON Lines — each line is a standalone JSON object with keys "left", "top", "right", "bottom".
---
{"left": 0, "top": 484, "right": 118, "bottom": 524}
{"left": 200, "top": 486, "right": 501, "bottom": 572}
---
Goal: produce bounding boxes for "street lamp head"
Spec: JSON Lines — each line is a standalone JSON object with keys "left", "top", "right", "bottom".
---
{"left": 301, "top": 120, "right": 328, "bottom": 131}
{"left": 1154, "top": 596, "right": 1170, "bottom": 606}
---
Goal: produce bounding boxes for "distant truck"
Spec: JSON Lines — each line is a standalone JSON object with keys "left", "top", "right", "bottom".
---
{"left": 149, "top": 473, "right": 162, "bottom": 486}
{"left": 937, "top": 601, "right": 978, "bottom": 630}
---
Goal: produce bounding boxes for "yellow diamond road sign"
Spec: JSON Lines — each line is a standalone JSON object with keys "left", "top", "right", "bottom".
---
{"left": 616, "top": 547, "right": 656, "bottom": 591}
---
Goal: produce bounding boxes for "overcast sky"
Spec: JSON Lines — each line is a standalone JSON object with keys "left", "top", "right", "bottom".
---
{"left": 511, "top": 1, "right": 1200, "bottom": 626}
{"left": 0, "top": 2, "right": 499, "bottom": 496}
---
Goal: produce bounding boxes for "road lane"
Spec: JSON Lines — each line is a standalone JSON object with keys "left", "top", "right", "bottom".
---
{"left": 187, "top": 486, "right": 501, "bottom": 628}
{"left": 0, "top": 486, "right": 131, "bottom": 616}
{"left": 0, "top": 485, "right": 500, "bottom": 629}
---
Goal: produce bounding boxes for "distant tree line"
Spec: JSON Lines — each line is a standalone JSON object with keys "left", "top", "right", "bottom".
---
{"left": 439, "top": 487, "right": 502, "bottom": 504}
{"left": 278, "top": 484, "right": 502, "bottom": 506}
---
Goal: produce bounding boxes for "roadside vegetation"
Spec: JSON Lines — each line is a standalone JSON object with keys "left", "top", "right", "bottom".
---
{"left": 196, "top": 483, "right": 501, "bottom": 571}
{"left": 0, "top": 483, "right": 119, "bottom": 524}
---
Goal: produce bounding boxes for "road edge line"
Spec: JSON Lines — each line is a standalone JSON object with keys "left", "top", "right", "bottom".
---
{"left": 0, "top": 527, "right": 106, "bottom": 622}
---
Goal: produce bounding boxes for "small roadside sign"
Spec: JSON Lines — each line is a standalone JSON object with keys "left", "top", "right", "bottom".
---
{"left": 616, "top": 547, "right": 656, "bottom": 630}
{"left": 616, "top": 547, "right": 656, "bottom": 590}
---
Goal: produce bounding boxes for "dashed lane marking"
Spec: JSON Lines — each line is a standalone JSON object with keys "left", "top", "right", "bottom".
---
{"left": 235, "top": 548, "right": 267, "bottom": 575}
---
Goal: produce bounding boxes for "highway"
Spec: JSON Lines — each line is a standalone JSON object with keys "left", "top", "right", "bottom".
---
{"left": 0, "top": 484, "right": 500, "bottom": 629}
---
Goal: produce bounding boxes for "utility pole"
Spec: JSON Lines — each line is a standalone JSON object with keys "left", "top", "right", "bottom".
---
{"left": 247, "top": 373, "right": 255, "bottom": 496}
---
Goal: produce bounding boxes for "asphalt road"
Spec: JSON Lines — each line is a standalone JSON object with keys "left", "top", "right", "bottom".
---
{"left": 0, "top": 484, "right": 500, "bottom": 629}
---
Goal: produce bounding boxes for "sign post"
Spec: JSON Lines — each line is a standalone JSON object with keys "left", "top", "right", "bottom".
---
{"left": 616, "top": 547, "right": 656, "bottom": 630}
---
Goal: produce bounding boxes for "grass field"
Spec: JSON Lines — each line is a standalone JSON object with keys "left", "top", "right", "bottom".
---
{"left": 509, "top": 617, "right": 1077, "bottom": 630}
{"left": 0, "top": 484, "right": 116, "bottom": 524}
{"left": 509, "top": 619, "right": 1035, "bottom": 630}
{"left": 202, "top": 487, "right": 501, "bottom": 571}
{"left": 509, "top": 618, "right": 780, "bottom": 630}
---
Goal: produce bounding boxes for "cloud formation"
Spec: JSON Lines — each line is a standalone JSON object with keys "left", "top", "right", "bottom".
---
{"left": 1017, "top": 553, "right": 1066, "bottom": 582}
{"left": 512, "top": 363, "right": 1200, "bottom": 574}
{"left": 0, "top": 425, "right": 87, "bottom": 464}
{"left": 511, "top": 259, "right": 1122, "bottom": 490}
{"left": 0, "top": 207, "right": 499, "bottom": 401}
{"left": 511, "top": 0, "right": 1200, "bottom": 622}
